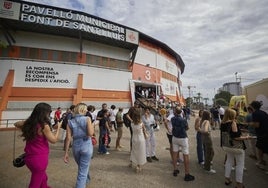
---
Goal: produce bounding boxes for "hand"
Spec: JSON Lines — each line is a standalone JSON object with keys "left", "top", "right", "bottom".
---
{"left": 64, "top": 155, "right": 69, "bottom": 163}
{"left": 14, "top": 120, "right": 25, "bottom": 129}
{"left": 57, "top": 121, "right": 62, "bottom": 129}
{"left": 247, "top": 135, "right": 257, "bottom": 139}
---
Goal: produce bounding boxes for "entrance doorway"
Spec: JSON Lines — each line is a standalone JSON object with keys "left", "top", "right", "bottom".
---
{"left": 130, "top": 80, "right": 161, "bottom": 110}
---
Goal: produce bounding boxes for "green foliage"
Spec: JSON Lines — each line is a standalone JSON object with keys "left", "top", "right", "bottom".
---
{"left": 0, "top": 40, "right": 8, "bottom": 48}
{"left": 215, "top": 98, "right": 228, "bottom": 106}
{"left": 214, "top": 91, "right": 233, "bottom": 105}
{"left": 185, "top": 97, "right": 193, "bottom": 107}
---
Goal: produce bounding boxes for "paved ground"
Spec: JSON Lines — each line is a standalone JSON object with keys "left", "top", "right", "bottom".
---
{"left": 0, "top": 115, "right": 268, "bottom": 188}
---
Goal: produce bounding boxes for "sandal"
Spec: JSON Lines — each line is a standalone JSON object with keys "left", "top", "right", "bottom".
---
{"left": 173, "top": 169, "right": 180, "bottom": 177}
{"left": 136, "top": 166, "right": 141, "bottom": 173}
{"left": 225, "top": 180, "right": 232, "bottom": 185}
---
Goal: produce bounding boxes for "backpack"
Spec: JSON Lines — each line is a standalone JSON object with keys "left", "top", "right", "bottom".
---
{"left": 123, "top": 113, "right": 131, "bottom": 128}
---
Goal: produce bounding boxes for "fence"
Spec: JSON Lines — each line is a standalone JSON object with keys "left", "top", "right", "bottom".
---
{"left": 0, "top": 119, "right": 25, "bottom": 130}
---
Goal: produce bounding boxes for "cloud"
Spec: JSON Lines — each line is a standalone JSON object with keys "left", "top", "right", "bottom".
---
{"left": 26, "top": 0, "right": 268, "bottom": 104}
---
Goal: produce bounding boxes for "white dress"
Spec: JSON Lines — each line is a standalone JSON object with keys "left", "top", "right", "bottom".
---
{"left": 130, "top": 123, "right": 146, "bottom": 165}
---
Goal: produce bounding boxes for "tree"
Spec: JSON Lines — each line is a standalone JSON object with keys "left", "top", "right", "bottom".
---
{"left": 214, "top": 91, "right": 233, "bottom": 106}
{"left": 185, "top": 97, "right": 193, "bottom": 107}
{"left": 196, "top": 92, "right": 202, "bottom": 104}
{"left": 203, "top": 97, "right": 209, "bottom": 105}
{"left": 215, "top": 98, "right": 228, "bottom": 106}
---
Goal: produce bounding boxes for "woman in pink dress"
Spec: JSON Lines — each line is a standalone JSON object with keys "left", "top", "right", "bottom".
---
{"left": 19, "top": 103, "right": 62, "bottom": 188}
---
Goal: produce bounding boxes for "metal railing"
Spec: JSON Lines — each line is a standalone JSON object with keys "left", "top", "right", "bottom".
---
{"left": 0, "top": 119, "right": 25, "bottom": 129}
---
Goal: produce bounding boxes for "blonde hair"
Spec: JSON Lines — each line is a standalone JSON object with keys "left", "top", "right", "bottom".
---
{"left": 222, "top": 108, "right": 236, "bottom": 123}
{"left": 132, "top": 109, "right": 142, "bottom": 124}
{"left": 73, "top": 103, "right": 88, "bottom": 115}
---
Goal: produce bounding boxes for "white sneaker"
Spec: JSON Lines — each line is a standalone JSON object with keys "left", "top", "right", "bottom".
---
{"left": 206, "top": 169, "right": 216, "bottom": 174}
{"left": 105, "top": 152, "right": 110, "bottom": 155}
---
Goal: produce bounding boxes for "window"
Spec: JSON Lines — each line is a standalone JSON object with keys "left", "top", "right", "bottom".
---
{"left": 2, "top": 46, "right": 130, "bottom": 71}
{"left": 0, "top": 46, "right": 11, "bottom": 57}
{"left": 51, "top": 50, "right": 59, "bottom": 61}
{"left": 20, "top": 47, "right": 29, "bottom": 58}
{"left": 29, "top": 48, "right": 39, "bottom": 59}
{"left": 41, "top": 49, "right": 49, "bottom": 60}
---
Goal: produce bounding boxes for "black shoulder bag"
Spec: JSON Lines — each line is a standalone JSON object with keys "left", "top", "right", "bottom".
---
{"left": 13, "top": 128, "right": 26, "bottom": 168}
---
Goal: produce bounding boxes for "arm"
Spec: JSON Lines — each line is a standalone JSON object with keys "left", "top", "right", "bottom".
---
{"left": 87, "top": 117, "right": 94, "bottom": 137}
{"left": 232, "top": 121, "right": 253, "bottom": 141}
{"left": 105, "top": 120, "right": 110, "bottom": 134}
{"left": 96, "top": 111, "right": 102, "bottom": 120}
{"left": 231, "top": 121, "right": 238, "bottom": 132}
{"left": 64, "top": 124, "right": 72, "bottom": 163}
{"left": 14, "top": 120, "right": 25, "bottom": 129}
{"left": 164, "top": 117, "right": 168, "bottom": 130}
{"left": 185, "top": 120, "right": 189, "bottom": 131}
{"left": 126, "top": 113, "right": 133, "bottom": 122}
{"left": 194, "top": 118, "right": 200, "bottom": 131}
{"left": 247, "top": 121, "right": 260, "bottom": 128}
{"left": 126, "top": 107, "right": 134, "bottom": 122}
{"left": 42, "top": 121, "right": 62, "bottom": 144}
{"left": 142, "top": 123, "right": 147, "bottom": 132}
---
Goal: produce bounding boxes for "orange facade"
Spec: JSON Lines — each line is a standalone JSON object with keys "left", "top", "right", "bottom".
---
{"left": 132, "top": 64, "right": 161, "bottom": 84}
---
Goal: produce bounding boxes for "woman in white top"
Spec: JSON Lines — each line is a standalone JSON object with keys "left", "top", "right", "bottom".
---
{"left": 142, "top": 106, "right": 159, "bottom": 162}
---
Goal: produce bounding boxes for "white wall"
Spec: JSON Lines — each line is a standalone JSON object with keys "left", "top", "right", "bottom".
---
{"left": 83, "top": 40, "right": 130, "bottom": 61}
{"left": 135, "top": 47, "right": 156, "bottom": 67}
{"left": 135, "top": 47, "right": 179, "bottom": 77}
{"left": 0, "top": 60, "right": 131, "bottom": 90}
{"left": 83, "top": 67, "right": 131, "bottom": 90}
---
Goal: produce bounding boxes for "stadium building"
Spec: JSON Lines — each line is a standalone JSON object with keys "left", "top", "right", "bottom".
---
{"left": 0, "top": 0, "right": 185, "bottom": 120}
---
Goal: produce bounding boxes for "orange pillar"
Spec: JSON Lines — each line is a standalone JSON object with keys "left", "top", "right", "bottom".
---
{"left": 0, "top": 70, "right": 15, "bottom": 119}
{"left": 73, "top": 74, "right": 83, "bottom": 104}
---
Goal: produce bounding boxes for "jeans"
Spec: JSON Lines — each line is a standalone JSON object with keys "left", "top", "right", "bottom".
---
{"left": 98, "top": 127, "right": 108, "bottom": 153}
{"left": 72, "top": 138, "right": 93, "bottom": 188}
{"left": 196, "top": 132, "right": 204, "bottom": 163}
{"left": 98, "top": 138, "right": 107, "bottom": 153}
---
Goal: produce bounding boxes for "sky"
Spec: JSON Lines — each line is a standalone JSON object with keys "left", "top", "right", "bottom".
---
{"left": 26, "top": 0, "right": 268, "bottom": 104}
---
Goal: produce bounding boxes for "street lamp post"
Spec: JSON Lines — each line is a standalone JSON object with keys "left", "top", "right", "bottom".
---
{"left": 187, "top": 85, "right": 196, "bottom": 109}
{"left": 235, "top": 72, "right": 242, "bottom": 95}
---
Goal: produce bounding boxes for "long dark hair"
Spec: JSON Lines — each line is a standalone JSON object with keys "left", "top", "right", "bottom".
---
{"left": 200, "top": 110, "right": 211, "bottom": 126}
{"left": 21, "top": 103, "right": 52, "bottom": 141}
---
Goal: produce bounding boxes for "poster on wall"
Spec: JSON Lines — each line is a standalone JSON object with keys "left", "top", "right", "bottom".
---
{"left": 161, "top": 78, "right": 176, "bottom": 96}
{"left": 13, "top": 61, "right": 78, "bottom": 88}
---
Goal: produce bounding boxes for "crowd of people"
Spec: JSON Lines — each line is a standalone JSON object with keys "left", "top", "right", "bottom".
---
{"left": 13, "top": 99, "right": 268, "bottom": 188}
{"left": 194, "top": 102, "right": 268, "bottom": 188}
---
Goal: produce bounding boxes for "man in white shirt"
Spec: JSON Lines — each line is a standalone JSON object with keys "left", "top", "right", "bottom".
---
{"left": 218, "top": 105, "right": 225, "bottom": 121}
